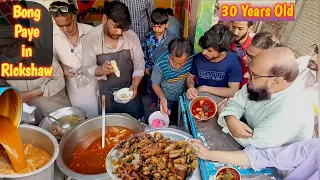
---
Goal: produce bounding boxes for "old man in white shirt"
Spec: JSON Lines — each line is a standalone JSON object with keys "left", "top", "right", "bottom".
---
{"left": 218, "top": 47, "right": 314, "bottom": 148}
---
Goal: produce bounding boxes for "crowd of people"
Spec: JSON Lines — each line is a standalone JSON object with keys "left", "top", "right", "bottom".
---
{"left": 0, "top": 1, "right": 319, "bottom": 179}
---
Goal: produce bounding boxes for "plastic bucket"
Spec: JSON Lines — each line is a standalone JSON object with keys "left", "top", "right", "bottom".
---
{"left": 148, "top": 111, "right": 170, "bottom": 129}
{"left": 0, "top": 87, "right": 22, "bottom": 128}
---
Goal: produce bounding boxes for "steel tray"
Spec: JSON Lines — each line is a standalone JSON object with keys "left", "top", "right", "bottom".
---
{"left": 106, "top": 128, "right": 201, "bottom": 180}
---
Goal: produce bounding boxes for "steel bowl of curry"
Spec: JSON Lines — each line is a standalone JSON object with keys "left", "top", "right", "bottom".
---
{"left": 189, "top": 96, "right": 217, "bottom": 122}
{"left": 56, "top": 113, "right": 144, "bottom": 180}
{"left": 0, "top": 122, "right": 59, "bottom": 179}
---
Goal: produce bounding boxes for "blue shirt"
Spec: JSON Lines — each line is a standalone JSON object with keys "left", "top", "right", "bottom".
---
{"left": 142, "top": 31, "right": 176, "bottom": 70}
{"left": 190, "top": 52, "right": 243, "bottom": 87}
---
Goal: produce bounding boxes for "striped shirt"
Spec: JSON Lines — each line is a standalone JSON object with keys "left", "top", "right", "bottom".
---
{"left": 151, "top": 51, "right": 194, "bottom": 101}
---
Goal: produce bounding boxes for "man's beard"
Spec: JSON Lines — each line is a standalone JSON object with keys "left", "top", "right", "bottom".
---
{"left": 104, "top": 25, "right": 120, "bottom": 40}
{"left": 247, "top": 84, "right": 271, "bottom": 101}
{"left": 235, "top": 33, "right": 248, "bottom": 44}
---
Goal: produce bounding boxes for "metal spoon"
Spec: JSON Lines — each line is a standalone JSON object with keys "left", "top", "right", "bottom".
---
{"left": 47, "top": 114, "right": 71, "bottom": 130}
{"left": 60, "top": 122, "right": 72, "bottom": 129}
{"left": 47, "top": 114, "right": 59, "bottom": 121}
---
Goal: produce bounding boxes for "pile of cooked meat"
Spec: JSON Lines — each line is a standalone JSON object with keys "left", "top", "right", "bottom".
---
{"left": 112, "top": 132, "right": 198, "bottom": 180}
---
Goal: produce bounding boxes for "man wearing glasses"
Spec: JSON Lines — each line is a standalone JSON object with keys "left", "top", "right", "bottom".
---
{"left": 82, "top": 1, "right": 145, "bottom": 120}
{"left": 218, "top": 47, "right": 314, "bottom": 149}
{"left": 49, "top": 1, "right": 99, "bottom": 118}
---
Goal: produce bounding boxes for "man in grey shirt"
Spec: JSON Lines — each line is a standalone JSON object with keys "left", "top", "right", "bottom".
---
{"left": 151, "top": 39, "right": 194, "bottom": 123}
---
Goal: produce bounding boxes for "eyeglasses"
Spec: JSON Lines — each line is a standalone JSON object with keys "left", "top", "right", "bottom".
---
{"left": 49, "top": 5, "right": 69, "bottom": 13}
{"left": 248, "top": 68, "right": 276, "bottom": 80}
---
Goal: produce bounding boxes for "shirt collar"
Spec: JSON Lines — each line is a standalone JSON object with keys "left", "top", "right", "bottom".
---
{"left": 150, "top": 31, "right": 168, "bottom": 42}
{"left": 231, "top": 36, "right": 253, "bottom": 50}
{"left": 270, "top": 82, "right": 297, "bottom": 99}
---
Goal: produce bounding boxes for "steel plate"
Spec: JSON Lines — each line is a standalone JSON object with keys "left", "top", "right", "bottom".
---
{"left": 106, "top": 128, "right": 201, "bottom": 180}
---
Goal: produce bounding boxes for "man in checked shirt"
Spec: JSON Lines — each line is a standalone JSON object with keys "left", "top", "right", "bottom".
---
{"left": 115, "top": 0, "right": 155, "bottom": 42}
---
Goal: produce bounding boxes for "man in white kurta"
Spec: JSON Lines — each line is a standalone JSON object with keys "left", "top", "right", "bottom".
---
{"left": 50, "top": 1, "right": 98, "bottom": 118}
{"left": 218, "top": 47, "right": 314, "bottom": 148}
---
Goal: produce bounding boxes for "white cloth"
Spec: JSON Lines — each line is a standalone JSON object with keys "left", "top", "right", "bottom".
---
{"left": 218, "top": 84, "right": 314, "bottom": 148}
{"left": 53, "top": 23, "right": 99, "bottom": 118}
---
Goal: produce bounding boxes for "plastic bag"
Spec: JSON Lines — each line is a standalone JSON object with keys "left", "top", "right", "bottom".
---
{"left": 74, "top": 68, "right": 91, "bottom": 90}
{"left": 21, "top": 103, "right": 36, "bottom": 124}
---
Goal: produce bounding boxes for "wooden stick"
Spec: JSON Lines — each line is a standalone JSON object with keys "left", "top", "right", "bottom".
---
{"left": 101, "top": 95, "right": 106, "bottom": 148}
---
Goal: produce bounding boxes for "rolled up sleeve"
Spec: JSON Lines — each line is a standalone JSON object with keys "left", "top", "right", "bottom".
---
{"left": 82, "top": 34, "right": 107, "bottom": 80}
{"left": 218, "top": 85, "right": 249, "bottom": 133}
{"left": 233, "top": 99, "right": 313, "bottom": 148}
{"left": 40, "top": 57, "right": 65, "bottom": 97}
{"left": 131, "top": 32, "right": 145, "bottom": 78}
{"left": 243, "top": 139, "right": 319, "bottom": 172}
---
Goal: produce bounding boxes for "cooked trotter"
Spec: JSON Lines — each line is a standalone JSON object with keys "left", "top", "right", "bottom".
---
{"left": 168, "top": 176, "right": 178, "bottom": 180}
{"left": 174, "top": 164, "right": 188, "bottom": 171}
{"left": 142, "top": 166, "right": 150, "bottom": 175}
{"left": 154, "top": 132, "right": 163, "bottom": 141}
{"left": 111, "top": 132, "right": 198, "bottom": 180}
{"left": 177, "top": 140, "right": 188, "bottom": 147}
{"left": 164, "top": 143, "right": 177, "bottom": 153}
{"left": 154, "top": 173, "right": 161, "bottom": 180}
{"left": 159, "top": 170, "right": 168, "bottom": 177}
{"left": 169, "top": 153, "right": 180, "bottom": 159}
{"left": 173, "top": 157, "right": 186, "bottom": 164}
{"left": 185, "top": 145, "right": 195, "bottom": 154}
{"left": 121, "top": 154, "right": 135, "bottom": 164}
{"left": 191, "top": 160, "right": 198, "bottom": 170}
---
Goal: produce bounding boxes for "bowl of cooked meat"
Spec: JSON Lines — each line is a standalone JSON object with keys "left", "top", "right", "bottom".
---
{"left": 215, "top": 167, "right": 241, "bottom": 180}
{"left": 189, "top": 96, "right": 217, "bottom": 122}
{"left": 106, "top": 129, "right": 200, "bottom": 180}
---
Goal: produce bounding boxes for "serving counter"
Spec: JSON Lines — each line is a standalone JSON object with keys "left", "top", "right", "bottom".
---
{"left": 179, "top": 93, "right": 278, "bottom": 180}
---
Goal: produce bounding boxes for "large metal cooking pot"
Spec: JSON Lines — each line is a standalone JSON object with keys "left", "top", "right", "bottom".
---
{"left": 1, "top": 124, "right": 59, "bottom": 180}
{"left": 56, "top": 114, "right": 144, "bottom": 180}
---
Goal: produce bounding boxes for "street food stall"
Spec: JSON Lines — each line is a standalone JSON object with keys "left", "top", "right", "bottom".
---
{"left": 0, "top": 86, "right": 279, "bottom": 180}
{"left": 0, "top": 87, "right": 202, "bottom": 180}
